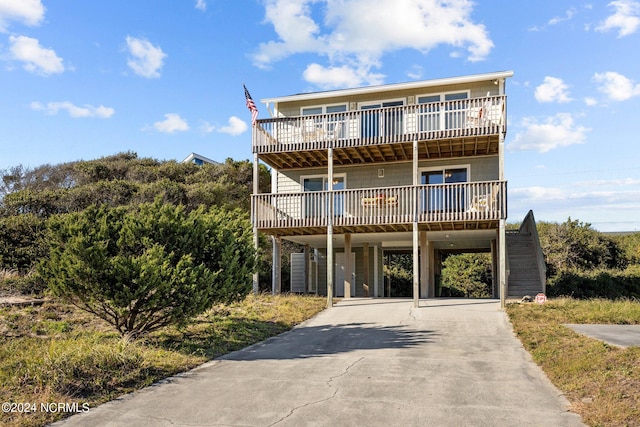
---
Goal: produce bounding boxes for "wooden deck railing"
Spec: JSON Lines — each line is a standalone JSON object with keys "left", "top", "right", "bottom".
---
{"left": 253, "top": 95, "right": 506, "bottom": 154}
{"left": 253, "top": 181, "right": 507, "bottom": 229}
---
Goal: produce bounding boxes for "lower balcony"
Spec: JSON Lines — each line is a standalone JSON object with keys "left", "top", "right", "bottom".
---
{"left": 253, "top": 181, "right": 507, "bottom": 235}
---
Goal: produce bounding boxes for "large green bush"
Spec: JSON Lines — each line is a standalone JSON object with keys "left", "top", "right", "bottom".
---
{"left": 39, "top": 201, "right": 257, "bottom": 337}
{"left": 547, "top": 266, "right": 640, "bottom": 299}
{"left": 440, "top": 253, "right": 492, "bottom": 298}
{"left": 0, "top": 214, "right": 47, "bottom": 273}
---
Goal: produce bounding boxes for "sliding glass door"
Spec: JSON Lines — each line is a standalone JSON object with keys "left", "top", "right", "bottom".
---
{"left": 421, "top": 168, "right": 468, "bottom": 213}
{"left": 360, "top": 100, "right": 404, "bottom": 138}
{"left": 303, "top": 176, "right": 345, "bottom": 218}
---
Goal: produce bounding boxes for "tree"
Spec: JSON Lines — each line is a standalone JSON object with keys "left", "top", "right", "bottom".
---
{"left": 440, "top": 253, "right": 492, "bottom": 298}
{"left": 538, "top": 218, "right": 623, "bottom": 277}
{"left": 0, "top": 152, "right": 271, "bottom": 272}
{"left": 39, "top": 200, "right": 257, "bottom": 338}
{"left": 0, "top": 214, "right": 47, "bottom": 273}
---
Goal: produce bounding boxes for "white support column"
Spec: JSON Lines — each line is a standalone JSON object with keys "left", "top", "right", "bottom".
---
{"left": 491, "top": 239, "right": 498, "bottom": 298}
{"left": 499, "top": 220, "right": 507, "bottom": 308}
{"left": 272, "top": 236, "right": 281, "bottom": 295}
{"left": 304, "top": 244, "right": 311, "bottom": 294}
{"left": 413, "top": 223, "right": 419, "bottom": 308}
{"left": 326, "top": 148, "right": 334, "bottom": 308}
{"left": 373, "top": 245, "right": 379, "bottom": 298}
{"left": 412, "top": 139, "right": 419, "bottom": 308}
{"left": 252, "top": 152, "right": 259, "bottom": 294}
{"left": 363, "top": 242, "right": 370, "bottom": 297}
{"left": 344, "top": 233, "right": 352, "bottom": 299}
{"left": 420, "top": 231, "right": 428, "bottom": 298}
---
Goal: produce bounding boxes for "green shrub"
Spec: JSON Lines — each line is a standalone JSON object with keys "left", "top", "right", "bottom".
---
{"left": 0, "top": 214, "right": 47, "bottom": 272}
{"left": 548, "top": 266, "right": 640, "bottom": 299}
{"left": 440, "top": 253, "right": 492, "bottom": 298}
{"left": 39, "top": 200, "right": 257, "bottom": 338}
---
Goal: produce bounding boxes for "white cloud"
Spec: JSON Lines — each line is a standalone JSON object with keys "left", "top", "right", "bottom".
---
{"left": 125, "top": 36, "right": 166, "bottom": 78}
{"left": 0, "top": 0, "right": 45, "bottom": 32}
{"left": 511, "top": 185, "right": 640, "bottom": 211}
{"left": 593, "top": 71, "right": 640, "bottom": 101}
{"left": 195, "top": 0, "right": 206, "bottom": 11}
{"left": 509, "top": 113, "right": 589, "bottom": 153}
{"left": 596, "top": 0, "right": 640, "bottom": 37}
{"left": 303, "top": 63, "right": 384, "bottom": 89}
{"left": 153, "top": 113, "right": 189, "bottom": 133}
{"left": 31, "top": 101, "right": 114, "bottom": 118}
{"left": 534, "top": 76, "right": 572, "bottom": 103}
{"left": 548, "top": 8, "right": 576, "bottom": 25}
{"left": 8, "top": 35, "right": 64, "bottom": 75}
{"left": 584, "top": 97, "right": 598, "bottom": 106}
{"left": 200, "top": 117, "right": 249, "bottom": 135}
{"left": 406, "top": 65, "right": 424, "bottom": 80}
{"left": 253, "top": 0, "right": 493, "bottom": 87}
{"left": 218, "top": 116, "right": 248, "bottom": 136}
{"left": 199, "top": 120, "right": 215, "bottom": 133}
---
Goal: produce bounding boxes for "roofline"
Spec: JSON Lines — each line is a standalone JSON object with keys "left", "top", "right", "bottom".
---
{"left": 182, "top": 152, "right": 220, "bottom": 165}
{"left": 261, "top": 70, "right": 514, "bottom": 105}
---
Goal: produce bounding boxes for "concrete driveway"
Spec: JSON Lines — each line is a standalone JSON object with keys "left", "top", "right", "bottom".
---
{"left": 53, "top": 298, "right": 584, "bottom": 426}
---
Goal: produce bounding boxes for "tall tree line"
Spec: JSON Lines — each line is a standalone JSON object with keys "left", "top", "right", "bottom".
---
{"left": 0, "top": 152, "right": 270, "bottom": 274}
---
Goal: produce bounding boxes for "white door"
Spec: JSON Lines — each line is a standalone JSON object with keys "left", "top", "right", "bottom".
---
{"left": 335, "top": 252, "right": 356, "bottom": 297}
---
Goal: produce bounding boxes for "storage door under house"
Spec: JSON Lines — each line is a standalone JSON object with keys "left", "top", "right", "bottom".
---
{"left": 335, "top": 252, "right": 356, "bottom": 297}
{"left": 290, "top": 253, "right": 306, "bottom": 293}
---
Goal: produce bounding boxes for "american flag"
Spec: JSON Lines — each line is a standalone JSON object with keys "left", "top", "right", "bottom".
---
{"left": 244, "top": 84, "right": 258, "bottom": 125}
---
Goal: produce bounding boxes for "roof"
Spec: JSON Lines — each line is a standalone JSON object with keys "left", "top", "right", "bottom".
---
{"left": 181, "top": 152, "right": 220, "bottom": 165}
{"left": 261, "top": 70, "right": 514, "bottom": 105}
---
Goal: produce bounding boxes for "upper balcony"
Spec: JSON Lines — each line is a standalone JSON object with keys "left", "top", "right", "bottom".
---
{"left": 253, "top": 95, "right": 506, "bottom": 169}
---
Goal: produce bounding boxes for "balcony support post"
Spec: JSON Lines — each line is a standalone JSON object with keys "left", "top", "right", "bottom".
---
{"left": 326, "top": 147, "right": 334, "bottom": 308}
{"left": 420, "top": 231, "right": 428, "bottom": 298}
{"left": 344, "top": 233, "right": 352, "bottom": 298}
{"left": 373, "top": 245, "right": 379, "bottom": 298}
{"left": 252, "top": 152, "right": 259, "bottom": 294}
{"left": 363, "top": 242, "right": 370, "bottom": 297}
{"left": 499, "top": 220, "right": 507, "bottom": 308}
{"left": 412, "top": 139, "right": 419, "bottom": 308}
{"left": 304, "top": 244, "right": 311, "bottom": 294}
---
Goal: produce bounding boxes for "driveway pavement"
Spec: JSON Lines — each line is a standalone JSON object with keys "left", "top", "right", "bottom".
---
{"left": 53, "top": 298, "right": 584, "bottom": 426}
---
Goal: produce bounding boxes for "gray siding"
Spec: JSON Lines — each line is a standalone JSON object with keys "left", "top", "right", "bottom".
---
{"left": 274, "top": 81, "right": 499, "bottom": 117}
{"left": 276, "top": 156, "right": 498, "bottom": 193}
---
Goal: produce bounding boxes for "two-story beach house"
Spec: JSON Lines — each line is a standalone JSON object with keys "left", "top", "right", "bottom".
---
{"left": 250, "top": 71, "right": 545, "bottom": 307}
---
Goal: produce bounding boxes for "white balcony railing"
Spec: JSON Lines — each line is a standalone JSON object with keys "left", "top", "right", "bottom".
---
{"left": 253, "top": 181, "right": 507, "bottom": 230}
{"left": 253, "top": 95, "right": 506, "bottom": 153}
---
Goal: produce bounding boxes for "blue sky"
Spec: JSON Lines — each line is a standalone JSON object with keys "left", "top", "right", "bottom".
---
{"left": 1, "top": 1, "right": 639, "bottom": 231}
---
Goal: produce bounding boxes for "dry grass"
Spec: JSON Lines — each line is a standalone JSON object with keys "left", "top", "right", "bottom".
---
{"left": 0, "top": 269, "right": 20, "bottom": 281}
{"left": 506, "top": 298, "right": 640, "bottom": 427}
{"left": 0, "top": 293, "right": 326, "bottom": 427}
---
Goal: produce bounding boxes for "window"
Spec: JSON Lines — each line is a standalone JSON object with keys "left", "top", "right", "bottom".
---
{"left": 301, "top": 105, "right": 347, "bottom": 139}
{"left": 418, "top": 91, "right": 469, "bottom": 131}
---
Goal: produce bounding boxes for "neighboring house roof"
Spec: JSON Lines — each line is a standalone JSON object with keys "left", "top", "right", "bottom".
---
{"left": 261, "top": 70, "right": 514, "bottom": 106}
{"left": 181, "top": 152, "right": 219, "bottom": 166}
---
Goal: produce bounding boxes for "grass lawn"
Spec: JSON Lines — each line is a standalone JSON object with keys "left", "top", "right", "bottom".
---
{"left": 506, "top": 298, "right": 640, "bottom": 427}
{"left": 0, "top": 293, "right": 327, "bottom": 427}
